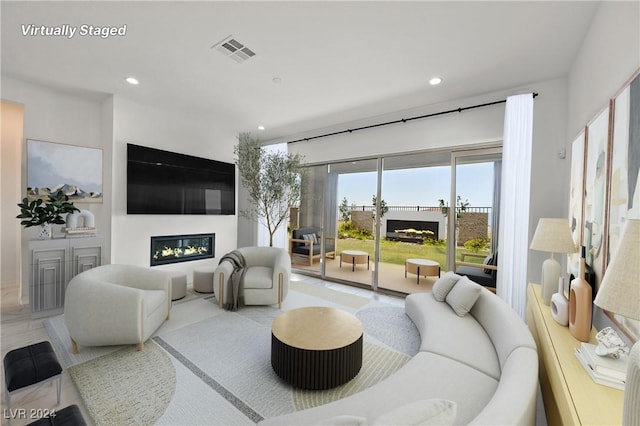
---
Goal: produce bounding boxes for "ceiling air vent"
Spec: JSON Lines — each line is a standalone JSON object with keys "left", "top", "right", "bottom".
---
{"left": 212, "top": 36, "right": 256, "bottom": 63}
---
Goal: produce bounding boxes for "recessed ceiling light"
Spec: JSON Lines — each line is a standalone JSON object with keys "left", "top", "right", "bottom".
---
{"left": 429, "top": 77, "right": 442, "bottom": 86}
{"left": 257, "top": 126, "right": 265, "bottom": 131}
{"left": 272, "top": 77, "right": 282, "bottom": 84}
{"left": 125, "top": 77, "right": 139, "bottom": 85}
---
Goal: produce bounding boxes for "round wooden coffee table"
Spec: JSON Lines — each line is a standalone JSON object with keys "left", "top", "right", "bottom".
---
{"left": 271, "top": 306, "right": 363, "bottom": 389}
{"left": 405, "top": 258, "right": 440, "bottom": 284}
{"left": 340, "top": 250, "right": 370, "bottom": 272}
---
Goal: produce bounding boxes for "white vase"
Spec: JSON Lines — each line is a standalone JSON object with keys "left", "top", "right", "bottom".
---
{"left": 38, "top": 223, "right": 52, "bottom": 239}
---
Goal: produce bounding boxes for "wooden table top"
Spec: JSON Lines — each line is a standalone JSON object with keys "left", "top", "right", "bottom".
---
{"left": 271, "top": 306, "right": 363, "bottom": 351}
{"left": 406, "top": 258, "right": 439, "bottom": 266}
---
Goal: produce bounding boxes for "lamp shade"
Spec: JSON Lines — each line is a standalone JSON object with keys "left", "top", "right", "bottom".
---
{"left": 594, "top": 219, "right": 640, "bottom": 320}
{"left": 530, "top": 218, "right": 577, "bottom": 254}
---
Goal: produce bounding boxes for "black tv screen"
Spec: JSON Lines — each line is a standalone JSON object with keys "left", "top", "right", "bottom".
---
{"left": 127, "top": 144, "right": 235, "bottom": 215}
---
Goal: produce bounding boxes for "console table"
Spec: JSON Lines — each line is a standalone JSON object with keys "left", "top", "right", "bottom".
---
{"left": 23, "top": 236, "right": 104, "bottom": 315}
{"left": 526, "top": 284, "right": 623, "bottom": 425}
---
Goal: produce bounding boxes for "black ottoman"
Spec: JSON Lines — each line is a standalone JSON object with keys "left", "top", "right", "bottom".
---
{"left": 27, "top": 404, "right": 86, "bottom": 426}
{"left": 3, "top": 341, "right": 62, "bottom": 410}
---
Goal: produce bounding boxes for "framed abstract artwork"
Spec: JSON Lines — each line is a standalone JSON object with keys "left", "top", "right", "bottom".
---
{"left": 26, "top": 139, "right": 103, "bottom": 203}
{"left": 607, "top": 70, "right": 640, "bottom": 340}
{"left": 567, "top": 129, "right": 586, "bottom": 281}
{"left": 583, "top": 105, "right": 610, "bottom": 289}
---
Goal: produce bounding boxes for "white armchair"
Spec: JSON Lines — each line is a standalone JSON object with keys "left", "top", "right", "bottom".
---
{"left": 216, "top": 246, "right": 290, "bottom": 309}
{"left": 64, "top": 264, "right": 171, "bottom": 353}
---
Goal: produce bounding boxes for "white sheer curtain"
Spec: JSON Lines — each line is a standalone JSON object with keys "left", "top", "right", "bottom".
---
{"left": 497, "top": 93, "right": 534, "bottom": 318}
{"left": 257, "top": 143, "right": 288, "bottom": 248}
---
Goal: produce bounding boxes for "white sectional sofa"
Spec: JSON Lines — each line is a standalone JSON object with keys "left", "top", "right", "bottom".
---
{"left": 260, "top": 274, "right": 538, "bottom": 425}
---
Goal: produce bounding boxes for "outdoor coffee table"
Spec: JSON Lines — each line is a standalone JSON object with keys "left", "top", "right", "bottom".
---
{"left": 340, "top": 250, "right": 370, "bottom": 272}
{"left": 271, "top": 306, "right": 363, "bottom": 389}
{"left": 405, "top": 258, "right": 441, "bottom": 284}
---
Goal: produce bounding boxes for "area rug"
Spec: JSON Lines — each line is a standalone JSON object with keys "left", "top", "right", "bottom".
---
{"left": 68, "top": 340, "right": 176, "bottom": 426}
{"left": 46, "top": 283, "right": 418, "bottom": 425}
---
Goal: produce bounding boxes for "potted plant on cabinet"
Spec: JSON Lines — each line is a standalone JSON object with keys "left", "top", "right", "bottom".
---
{"left": 16, "top": 191, "right": 79, "bottom": 239}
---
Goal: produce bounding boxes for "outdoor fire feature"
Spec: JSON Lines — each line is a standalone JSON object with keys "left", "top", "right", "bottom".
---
{"left": 386, "top": 219, "right": 439, "bottom": 243}
{"left": 150, "top": 233, "right": 215, "bottom": 266}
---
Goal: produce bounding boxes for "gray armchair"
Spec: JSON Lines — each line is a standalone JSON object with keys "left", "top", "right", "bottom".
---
{"left": 216, "top": 246, "right": 290, "bottom": 309}
{"left": 455, "top": 252, "right": 498, "bottom": 289}
{"left": 290, "top": 227, "right": 336, "bottom": 266}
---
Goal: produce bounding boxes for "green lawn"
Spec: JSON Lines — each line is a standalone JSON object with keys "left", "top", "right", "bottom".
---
{"left": 334, "top": 238, "right": 488, "bottom": 267}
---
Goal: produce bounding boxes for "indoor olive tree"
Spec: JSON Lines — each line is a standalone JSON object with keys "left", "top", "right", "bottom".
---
{"left": 235, "top": 133, "right": 305, "bottom": 247}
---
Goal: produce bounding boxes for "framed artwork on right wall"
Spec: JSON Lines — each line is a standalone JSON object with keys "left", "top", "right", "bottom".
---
{"left": 607, "top": 69, "right": 640, "bottom": 341}
{"left": 583, "top": 104, "right": 610, "bottom": 290}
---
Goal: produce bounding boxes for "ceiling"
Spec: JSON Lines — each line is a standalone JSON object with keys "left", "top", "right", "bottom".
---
{"left": 1, "top": 1, "right": 599, "bottom": 141}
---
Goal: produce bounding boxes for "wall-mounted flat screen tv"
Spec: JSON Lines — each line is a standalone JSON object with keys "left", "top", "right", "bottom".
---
{"left": 127, "top": 143, "right": 235, "bottom": 215}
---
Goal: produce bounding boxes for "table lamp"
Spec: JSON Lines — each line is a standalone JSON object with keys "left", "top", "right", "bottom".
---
{"left": 593, "top": 219, "right": 640, "bottom": 426}
{"left": 530, "top": 218, "right": 577, "bottom": 305}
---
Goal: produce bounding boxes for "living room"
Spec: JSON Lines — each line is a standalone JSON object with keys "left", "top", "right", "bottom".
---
{"left": 1, "top": 1, "right": 639, "bottom": 425}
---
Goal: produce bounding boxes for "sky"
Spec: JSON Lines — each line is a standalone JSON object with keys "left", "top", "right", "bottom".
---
{"left": 337, "top": 162, "right": 494, "bottom": 208}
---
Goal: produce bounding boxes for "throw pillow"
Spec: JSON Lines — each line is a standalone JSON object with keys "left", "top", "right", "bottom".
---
{"left": 302, "top": 233, "right": 318, "bottom": 244}
{"left": 483, "top": 254, "right": 495, "bottom": 274}
{"left": 445, "top": 275, "right": 482, "bottom": 317}
{"left": 372, "top": 399, "right": 457, "bottom": 426}
{"left": 432, "top": 271, "right": 462, "bottom": 302}
{"left": 314, "top": 415, "right": 368, "bottom": 426}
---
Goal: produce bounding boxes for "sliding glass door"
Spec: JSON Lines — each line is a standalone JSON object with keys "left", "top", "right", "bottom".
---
{"left": 378, "top": 151, "right": 452, "bottom": 293}
{"left": 449, "top": 149, "right": 502, "bottom": 287}
{"left": 292, "top": 147, "right": 501, "bottom": 295}
{"left": 323, "top": 159, "right": 379, "bottom": 288}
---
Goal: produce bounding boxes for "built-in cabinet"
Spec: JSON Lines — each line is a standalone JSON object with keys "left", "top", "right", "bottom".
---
{"left": 24, "top": 236, "right": 104, "bottom": 314}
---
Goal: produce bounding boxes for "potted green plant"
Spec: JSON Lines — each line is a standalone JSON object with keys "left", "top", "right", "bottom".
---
{"left": 16, "top": 191, "right": 79, "bottom": 239}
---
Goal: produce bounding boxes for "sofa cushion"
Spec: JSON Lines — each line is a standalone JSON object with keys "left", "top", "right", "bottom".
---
{"left": 445, "top": 276, "right": 482, "bottom": 317}
{"left": 143, "top": 290, "right": 167, "bottom": 317}
{"left": 469, "top": 290, "right": 537, "bottom": 369}
{"left": 432, "top": 271, "right": 461, "bottom": 301}
{"left": 405, "top": 293, "right": 501, "bottom": 380}
{"left": 259, "top": 352, "right": 497, "bottom": 425}
{"left": 243, "top": 266, "right": 274, "bottom": 289}
{"left": 372, "top": 399, "right": 457, "bottom": 425}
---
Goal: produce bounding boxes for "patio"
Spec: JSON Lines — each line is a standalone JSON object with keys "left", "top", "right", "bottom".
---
{"left": 291, "top": 254, "right": 437, "bottom": 295}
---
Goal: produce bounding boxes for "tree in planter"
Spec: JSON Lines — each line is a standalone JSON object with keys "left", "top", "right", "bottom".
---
{"left": 235, "top": 133, "right": 306, "bottom": 247}
{"left": 371, "top": 195, "right": 389, "bottom": 219}
{"left": 438, "top": 195, "right": 470, "bottom": 221}
{"left": 339, "top": 197, "right": 351, "bottom": 222}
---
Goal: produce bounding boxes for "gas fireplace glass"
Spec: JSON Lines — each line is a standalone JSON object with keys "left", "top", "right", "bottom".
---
{"left": 150, "top": 233, "right": 215, "bottom": 266}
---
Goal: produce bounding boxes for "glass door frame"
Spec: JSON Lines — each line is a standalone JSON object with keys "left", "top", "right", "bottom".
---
{"left": 448, "top": 147, "right": 502, "bottom": 272}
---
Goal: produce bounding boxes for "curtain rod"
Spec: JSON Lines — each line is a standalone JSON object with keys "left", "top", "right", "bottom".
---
{"left": 286, "top": 92, "right": 538, "bottom": 144}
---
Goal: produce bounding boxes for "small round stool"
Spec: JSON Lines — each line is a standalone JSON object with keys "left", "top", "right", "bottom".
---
{"left": 193, "top": 266, "right": 216, "bottom": 293}
{"left": 169, "top": 271, "right": 187, "bottom": 301}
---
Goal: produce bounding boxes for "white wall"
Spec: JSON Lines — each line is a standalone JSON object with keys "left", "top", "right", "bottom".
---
{"left": 566, "top": 1, "right": 639, "bottom": 340}
{"left": 278, "top": 77, "right": 569, "bottom": 286}
{"left": 1, "top": 101, "right": 24, "bottom": 292}
{"left": 568, "top": 1, "right": 640, "bottom": 138}
{"left": 1, "top": 77, "right": 109, "bottom": 303}
{"left": 110, "top": 97, "right": 238, "bottom": 279}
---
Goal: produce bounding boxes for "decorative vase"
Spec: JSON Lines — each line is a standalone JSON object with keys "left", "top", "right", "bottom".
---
{"left": 38, "top": 223, "right": 52, "bottom": 239}
{"left": 569, "top": 246, "right": 592, "bottom": 342}
{"left": 551, "top": 276, "right": 569, "bottom": 326}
